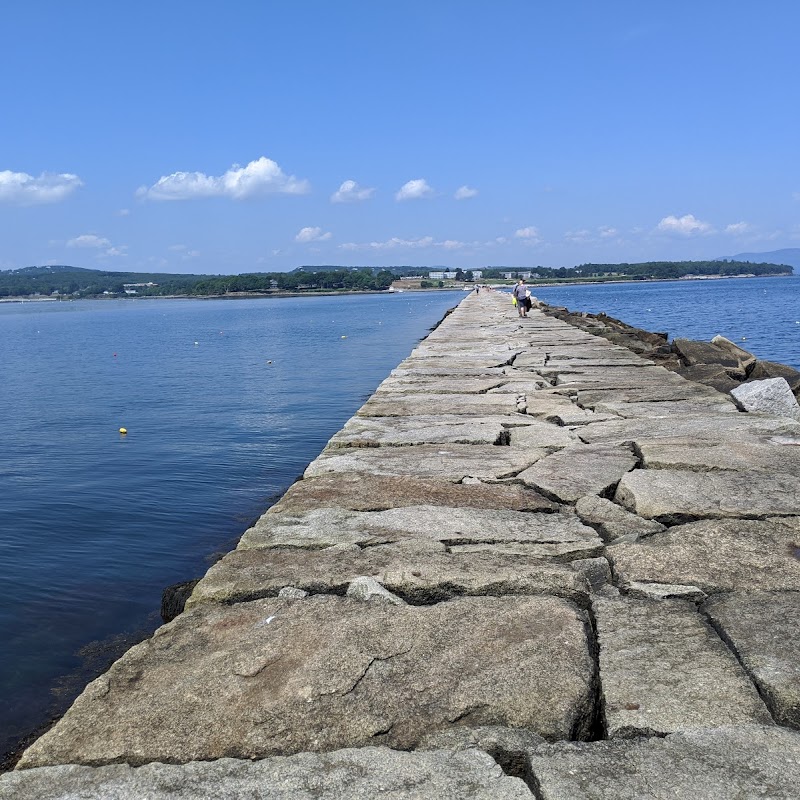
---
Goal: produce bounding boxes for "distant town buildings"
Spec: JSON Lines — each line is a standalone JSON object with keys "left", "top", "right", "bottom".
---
{"left": 123, "top": 282, "right": 158, "bottom": 294}
{"left": 502, "top": 271, "right": 532, "bottom": 280}
{"left": 428, "top": 270, "right": 458, "bottom": 280}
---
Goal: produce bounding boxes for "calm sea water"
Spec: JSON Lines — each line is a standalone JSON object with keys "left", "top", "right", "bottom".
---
{"left": 532, "top": 274, "right": 800, "bottom": 370}
{"left": 0, "top": 291, "right": 463, "bottom": 761}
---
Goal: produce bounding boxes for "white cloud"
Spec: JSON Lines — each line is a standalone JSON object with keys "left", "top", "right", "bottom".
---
{"left": 67, "top": 234, "right": 111, "bottom": 249}
{"left": 116, "top": 208, "right": 130, "bottom": 217}
{"left": 564, "top": 229, "right": 591, "bottom": 243}
{"left": 565, "top": 226, "right": 619, "bottom": 244}
{"left": 724, "top": 221, "right": 751, "bottom": 235}
{"left": 136, "top": 156, "right": 310, "bottom": 201}
{"left": 331, "top": 179, "right": 374, "bottom": 203}
{"left": 395, "top": 178, "right": 434, "bottom": 201}
{"left": 454, "top": 185, "right": 478, "bottom": 200}
{"left": 338, "top": 235, "right": 479, "bottom": 251}
{"left": 656, "top": 214, "right": 713, "bottom": 235}
{"left": 66, "top": 233, "right": 126, "bottom": 257}
{"left": 295, "top": 226, "right": 332, "bottom": 243}
{"left": 515, "top": 226, "right": 541, "bottom": 241}
{"left": 0, "top": 170, "right": 83, "bottom": 205}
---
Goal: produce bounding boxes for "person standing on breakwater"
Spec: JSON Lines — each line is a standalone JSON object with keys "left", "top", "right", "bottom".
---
{"left": 513, "top": 279, "right": 529, "bottom": 317}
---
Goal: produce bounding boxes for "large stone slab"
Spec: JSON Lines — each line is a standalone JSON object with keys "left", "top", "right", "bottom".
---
{"left": 578, "top": 384, "right": 728, "bottom": 407}
{"left": 591, "top": 399, "right": 737, "bottom": 418}
{"left": 3, "top": 747, "right": 532, "bottom": 800}
{"left": 18, "top": 595, "right": 595, "bottom": 767}
{"left": 577, "top": 412, "right": 800, "bottom": 444}
{"left": 527, "top": 725, "right": 800, "bottom": 800}
{"left": 614, "top": 469, "right": 800, "bottom": 519}
{"left": 732, "top": 377, "right": 800, "bottom": 420}
{"left": 187, "top": 539, "right": 590, "bottom": 608}
{"left": 703, "top": 591, "right": 800, "bottom": 728}
{"left": 305, "top": 443, "right": 542, "bottom": 480}
{"left": 609, "top": 518, "right": 800, "bottom": 592}
{"left": 574, "top": 495, "right": 665, "bottom": 542}
{"left": 507, "top": 419, "right": 579, "bottom": 450}
{"left": 593, "top": 595, "right": 771, "bottom": 738}
{"left": 326, "top": 415, "right": 507, "bottom": 447}
{"left": 516, "top": 444, "right": 638, "bottom": 503}
{"left": 358, "top": 393, "right": 521, "bottom": 417}
{"left": 238, "top": 505, "right": 603, "bottom": 560}
{"left": 272, "top": 474, "right": 559, "bottom": 514}
{"left": 638, "top": 437, "right": 800, "bottom": 474}
{"left": 376, "top": 378, "right": 509, "bottom": 394}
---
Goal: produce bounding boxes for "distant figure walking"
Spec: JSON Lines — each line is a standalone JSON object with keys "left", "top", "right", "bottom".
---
{"left": 513, "top": 279, "right": 528, "bottom": 317}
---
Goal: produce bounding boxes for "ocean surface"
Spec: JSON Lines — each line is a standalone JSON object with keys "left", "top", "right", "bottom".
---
{"left": 1, "top": 275, "right": 798, "bottom": 762}
{"left": 0, "top": 291, "right": 463, "bottom": 761}
{"left": 532, "top": 274, "right": 800, "bottom": 370}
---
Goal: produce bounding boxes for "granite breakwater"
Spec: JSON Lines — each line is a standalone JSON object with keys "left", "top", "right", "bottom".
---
{"left": 3, "top": 290, "right": 800, "bottom": 798}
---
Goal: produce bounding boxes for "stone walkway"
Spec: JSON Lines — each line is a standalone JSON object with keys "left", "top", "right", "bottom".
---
{"left": 4, "top": 291, "right": 800, "bottom": 798}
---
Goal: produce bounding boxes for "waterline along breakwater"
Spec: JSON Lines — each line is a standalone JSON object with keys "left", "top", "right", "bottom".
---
{"left": 4, "top": 291, "right": 800, "bottom": 798}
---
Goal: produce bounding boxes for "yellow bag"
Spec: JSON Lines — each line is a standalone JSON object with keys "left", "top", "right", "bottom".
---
{"left": 512, "top": 296, "right": 517, "bottom": 306}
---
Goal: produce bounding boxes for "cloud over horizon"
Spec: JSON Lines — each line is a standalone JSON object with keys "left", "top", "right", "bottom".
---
{"left": 136, "top": 157, "right": 310, "bottom": 201}
{"left": 0, "top": 170, "right": 83, "bottom": 205}
{"left": 656, "top": 214, "right": 713, "bottom": 236}
{"left": 66, "top": 233, "right": 126, "bottom": 257}
{"left": 295, "top": 226, "right": 332, "bottom": 243}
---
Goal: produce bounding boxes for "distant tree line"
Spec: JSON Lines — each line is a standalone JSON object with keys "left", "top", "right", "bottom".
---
{"left": 0, "top": 260, "right": 791, "bottom": 299}
{"left": 481, "top": 260, "right": 791, "bottom": 281}
{"left": 0, "top": 266, "right": 397, "bottom": 298}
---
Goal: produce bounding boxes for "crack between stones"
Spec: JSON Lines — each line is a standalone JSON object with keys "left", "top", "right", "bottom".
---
{"left": 698, "top": 606, "right": 778, "bottom": 724}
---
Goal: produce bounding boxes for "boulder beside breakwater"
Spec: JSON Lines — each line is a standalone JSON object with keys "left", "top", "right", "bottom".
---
{"left": 4, "top": 290, "right": 800, "bottom": 799}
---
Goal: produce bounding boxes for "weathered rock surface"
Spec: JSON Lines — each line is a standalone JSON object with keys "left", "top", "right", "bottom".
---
{"left": 593, "top": 595, "right": 771, "bottom": 737}
{"left": 673, "top": 364, "right": 741, "bottom": 392}
{"left": 304, "top": 443, "right": 542, "bottom": 480}
{"left": 507, "top": 419, "right": 579, "bottom": 450}
{"left": 357, "top": 393, "right": 520, "bottom": 417}
{"left": 608, "top": 517, "right": 800, "bottom": 592}
{"left": 188, "top": 541, "right": 590, "bottom": 608}
{"left": 575, "top": 495, "right": 665, "bottom": 541}
{"left": 418, "top": 726, "right": 545, "bottom": 780}
{"left": 614, "top": 468, "right": 800, "bottom": 519}
{"left": 18, "top": 595, "right": 595, "bottom": 767}
{"left": 578, "top": 412, "right": 800, "bottom": 444}
{"left": 237, "top": 505, "right": 602, "bottom": 561}
{"left": 375, "top": 378, "right": 509, "bottom": 395}
{"left": 3, "top": 748, "right": 533, "bottom": 799}
{"left": 703, "top": 591, "right": 800, "bottom": 729}
{"left": 731, "top": 377, "right": 800, "bottom": 420}
{"left": 672, "top": 338, "right": 741, "bottom": 370}
{"left": 748, "top": 358, "right": 800, "bottom": 393}
{"left": 637, "top": 436, "right": 800, "bottom": 473}
{"left": 516, "top": 444, "right": 638, "bottom": 503}
{"left": 527, "top": 725, "right": 800, "bottom": 799}
{"left": 272, "top": 473, "right": 559, "bottom": 514}
{"left": 326, "top": 415, "right": 508, "bottom": 448}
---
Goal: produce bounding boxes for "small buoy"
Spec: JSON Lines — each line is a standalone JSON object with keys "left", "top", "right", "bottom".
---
{"left": 341, "top": 335, "right": 347, "bottom": 339}
{"left": 194, "top": 341, "right": 199, "bottom": 346}
{"left": 119, "top": 427, "right": 127, "bottom": 435}
{"left": 741, "top": 337, "right": 747, "bottom": 341}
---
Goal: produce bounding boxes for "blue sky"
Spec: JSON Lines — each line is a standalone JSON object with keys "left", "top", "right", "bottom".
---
{"left": 2, "top": 1, "right": 798, "bottom": 274}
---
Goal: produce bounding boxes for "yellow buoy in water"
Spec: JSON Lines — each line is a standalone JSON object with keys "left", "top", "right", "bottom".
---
{"left": 119, "top": 427, "right": 128, "bottom": 435}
